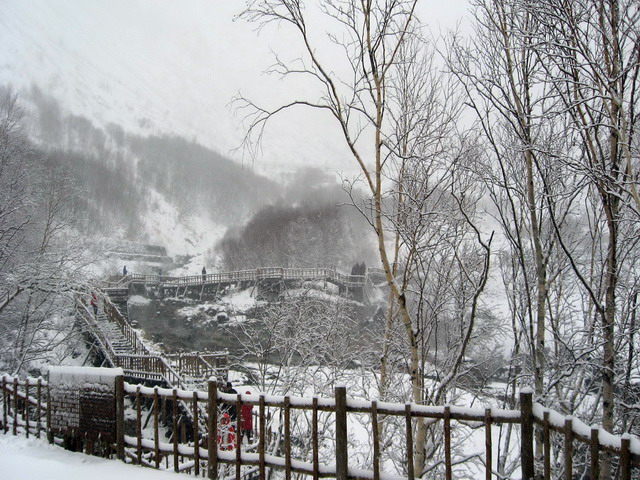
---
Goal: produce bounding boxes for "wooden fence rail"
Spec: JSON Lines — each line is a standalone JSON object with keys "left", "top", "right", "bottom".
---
{"left": 2, "top": 373, "right": 640, "bottom": 480}
{"left": 165, "top": 352, "right": 228, "bottom": 379}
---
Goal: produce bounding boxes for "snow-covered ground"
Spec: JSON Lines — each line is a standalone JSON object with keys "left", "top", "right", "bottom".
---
{"left": 0, "top": 435, "right": 179, "bottom": 480}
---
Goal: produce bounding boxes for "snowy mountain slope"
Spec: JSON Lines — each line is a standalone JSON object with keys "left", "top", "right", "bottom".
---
{"left": 0, "top": 1, "right": 229, "bottom": 145}
{"left": 0, "top": 0, "right": 362, "bottom": 179}
{"left": 0, "top": 55, "right": 288, "bottom": 259}
{"left": 0, "top": 0, "right": 470, "bottom": 266}
{"left": 0, "top": 0, "right": 470, "bottom": 180}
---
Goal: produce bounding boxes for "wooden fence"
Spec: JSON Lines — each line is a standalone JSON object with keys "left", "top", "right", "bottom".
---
{"left": 1, "top": 375, "right": 48, "bottom": 440}
{"left": 2, "top": 372, "right": 640, "bottom": 479}
{"left": 165, "top": 352, "right": 228, "bottom": 379}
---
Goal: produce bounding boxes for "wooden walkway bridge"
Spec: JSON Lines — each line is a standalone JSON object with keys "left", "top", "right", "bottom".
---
{"left": 105, "top": 266, "right": 385, "bottom": 304}
{"left": 75, "top": 293, "right": 228, "bottom": 435}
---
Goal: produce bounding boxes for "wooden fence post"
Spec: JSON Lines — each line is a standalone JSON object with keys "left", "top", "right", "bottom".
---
{"left": 13, "top": 377, "right": 18, "bottom": 436}
{"left": 564, "top": 417, "right": 573, "bottom": 479}
{"left": 444, "top": 406, "right": 452, "bottom": 480}
{"left": 193, "top": 391, "right": 200, "bottom": 477}
{"left": 543, "top": 410, "right": 550, "bottom": 480}
{"left": 2, "top": 376, "right": 7, "bottom": 434}
{"left": 236, "top": 393, "right": 242, "bottom": 479}
{"left": 485, "top": 408, "right": 492, "bottom": 480}
{"left": 312, "top": 396, "right": 319, "bottom": 480}
{"left": 335, "top": 385, "right": 348, "bottom": 480}
{"left": 207, "top": 380, "right": 218, "bottom": 480}
{"left": 172, "top": 389, "right": 178, "bottom": 472}
{"left": 115, "top": 374, "right": 125, "bottom": 461}
{"left": 36, "top": 378, "right": 42, "bottom": 439}
{"left": 25, "top": 380, "right": 30, "bottom": 438}
{"left": 259, "top": 394, "right": 266, "bottom": 480}
{"left": 46, "top": 378, "right": 52, "bottom": 444}
{"left": 520, "top": 389, "right": 534, "bottom": 480}
{"left": 154, "top": 387, "right": 160, "bottom": 468}
{"left": 405, "top": 404, "right": 414, "bottom": 480}
{"left": 136, "top": 386, "right": 142, "bottom": 465}
{"left": 620, "top": 434, "right": 631, "bottom": 480}
{"left": 284, "top": 396, "right": 292, "bottom": 480}
{"left": 590, "top": 427, "right": 600, "bottom": 479}
{"left": 372, "top": 400, "right": 379, "bottom": 480}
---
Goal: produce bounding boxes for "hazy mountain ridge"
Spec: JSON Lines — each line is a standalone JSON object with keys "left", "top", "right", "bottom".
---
{"left": 11, "top": 85, "right": 280, "bottom": 256}
{"left": 7, "top": 85, "right": 377, "bottom": 269}
{"left": 0, "top": 0, "right": 378, "bottom": 266}
{"left": 0, "top": 1, "right": 367, "bottom": 180}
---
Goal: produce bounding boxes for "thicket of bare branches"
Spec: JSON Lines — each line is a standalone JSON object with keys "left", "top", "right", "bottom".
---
{"left": 447, "top": 0, "right": 640, "bottom": 476}
{"left": 236, "top": 1, "right": 495, "bottom": 476}
{"left": 0, "top": 90, "right": 90, "bottom": 376}
{"left": 236, "top": 0, "right": 639, "bottom": 478}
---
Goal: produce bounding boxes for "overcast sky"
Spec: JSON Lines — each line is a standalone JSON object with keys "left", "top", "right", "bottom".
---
{"left": 0, "top": 0, "right": 471, "bottom": 180}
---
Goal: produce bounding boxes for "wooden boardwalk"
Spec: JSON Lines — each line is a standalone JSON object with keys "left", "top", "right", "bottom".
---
{"left": 123, "top": 267, "right": 366, "bottom": 288}
{"left": 76, "top": 298, "right": 227, "bottom": 389}
{"left": 105, "top": 266, "right": 385, "bottom": 303}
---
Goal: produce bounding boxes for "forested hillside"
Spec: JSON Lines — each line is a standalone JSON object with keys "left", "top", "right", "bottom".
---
{"left": 6, "top": 85, "right": 377, "bottom": 266}
{"left": 21, "top": 86, "right": 281, "bottom": 246}
{"left": 219, "top": 201, "right": 374, "bottom": 271}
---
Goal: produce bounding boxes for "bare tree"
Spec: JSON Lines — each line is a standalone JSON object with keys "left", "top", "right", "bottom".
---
{"left": 531, "top": 1, "right": 639, "bottom": 453}
{"left": 0, "top": 89, "right": 90, "bottom": 375}
{"left": 449, "top": 0, "right": 640, "bottom": 476}
{"left": 234, "top": 1, "right": 430, "bottom": 469}
{"left": 235, "top": 2, "right": 497, "bottom": 474}
{"left": 234, "top": 291, "right": 372, "bottom": 473}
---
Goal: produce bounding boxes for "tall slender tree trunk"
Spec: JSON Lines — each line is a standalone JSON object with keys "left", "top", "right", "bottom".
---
{"left": 601, "top": 200, "right": 618, "bottom": 479}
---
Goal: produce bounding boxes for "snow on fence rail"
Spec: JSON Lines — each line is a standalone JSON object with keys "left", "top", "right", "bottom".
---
{"left": 2, "top": 372, "right": 640, "bottom": 480}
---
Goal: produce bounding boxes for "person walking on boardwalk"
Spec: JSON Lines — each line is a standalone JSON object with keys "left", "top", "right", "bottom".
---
{"left": 90, "top": 292, "right": 98, "bottom": 317}
{"left": 122, "top": 265, "right": 127, "bottom": 277}
{"left": 201, "top": 266, "right": 206, "bottom": 283}
{"left": 221, "top": 381, "right": 238, "bottom": 421}
{"left": 241, "top": 391, "right": 254, "bottom": 442}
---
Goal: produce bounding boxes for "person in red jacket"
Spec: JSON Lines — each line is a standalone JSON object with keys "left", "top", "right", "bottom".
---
{"left": 241, "top": 391, "right": 253, "bottom": 442}
{"left": 218, "top": 413, "right": 236, "bottom": 451}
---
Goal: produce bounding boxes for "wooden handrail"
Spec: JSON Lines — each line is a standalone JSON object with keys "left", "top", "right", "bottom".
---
{"left": 76, "top": 303, "right": 118, "bottom": 366}
{"left": 103, "top": 298, "right": 149, "bottom": 355}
